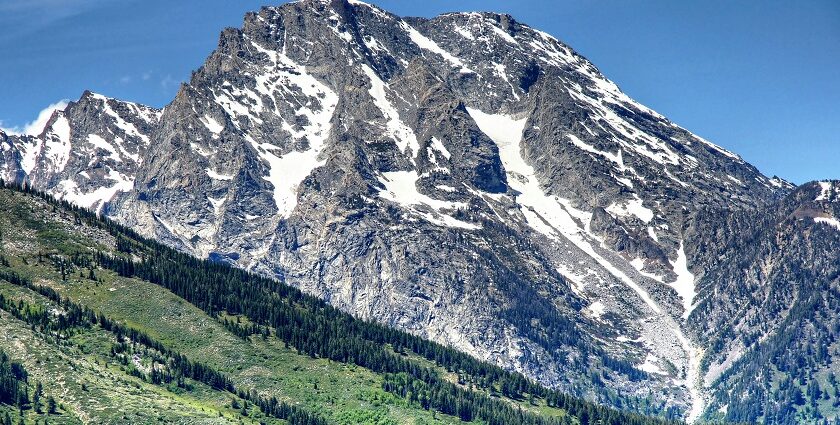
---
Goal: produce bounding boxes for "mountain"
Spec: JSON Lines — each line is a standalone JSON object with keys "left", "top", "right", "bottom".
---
{"left": 2, "top": 0, "right": 836, "bottom": 422}
{"left": 0, "top": 182, "right": 675, "bottom": 425}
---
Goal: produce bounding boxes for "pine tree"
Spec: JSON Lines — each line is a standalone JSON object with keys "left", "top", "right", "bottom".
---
{"left": 33, "top": 381, "right": 44, "bottom": 414}
{"left": 47, "top": 395, "right": 57, "bottom": 414}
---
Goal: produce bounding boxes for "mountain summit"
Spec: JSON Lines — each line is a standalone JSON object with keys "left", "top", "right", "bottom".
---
{"left": 5, "top": 1, "right": 836, "bottom": 422}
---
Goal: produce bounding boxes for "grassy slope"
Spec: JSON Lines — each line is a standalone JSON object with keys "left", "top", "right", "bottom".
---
{"left": 0, "top": 282, "right": 256, "bottom": 425}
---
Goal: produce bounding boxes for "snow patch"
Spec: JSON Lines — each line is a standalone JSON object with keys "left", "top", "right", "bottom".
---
{"left": 814, "top": 216, "right": 840, "bottom": 231}
{"left": 527, "top": 30, "right": 577, "bottom": 67}
{"left": 401, "top": 22, "right": 473, "bottom": 73}
{"left": 469, "top": 107, "right": 705, "bottom": 420}
{"left": 769, "top": 176, "right": 791, "bottom": 189}
{"left": 362, "top": 35, "right": 390, "bottom": 55}
{"left": 379, "top": 171, "right": 480, "bottom": 230}
{"left": 726, "top": 175, "right": 743, "bottom": 186}
{"left": 486, "top": 21, "right": 518, "bottom": 44}
{"left": 606, "top": 197, "right": 654, "bottom": 223}
{"left": 206, "top": 168, "right": 234, "bottom": 181}
{"left": 213, "top": 92, "right": 255, "bottom": 122}
{"left": 347, "top": 0, "right": 385, "bottom": 15}
{"left": 693, "top": 134, "right": 742, "bottom": 161}
{"left": 631, "top": 258, "right": 664, "bottom": 283}
{"left": 429, "top": 137, "right": 451, "bottom": 160}
{"left": 98, "top": 98, "right": 151, "bottom": 145}
{"left": 638, "top": 354, "right": 667, "bottom": 375}
{"left": 207, "top": 196, "right": 225, "bottom": 215}
{"left": 491, "top": 62, "right": 520, "bottom": 100}
{"left": 671, "top": 242, "right": 697, "bottom": 320}
{"left": 647, "top": 226, "right": 659, "bottom": 242}
{"left": 567, "top": 82, "right": 682, "bottom": 167}
{"left": 453, "top": 26, "right": 475, "bottom": 40}
{"left": 19, "top": 139, "right": 41, "bottom": 174}
{"left": 587, "top": 301, "right": 605, "bottom": 319}
{"left": 361, "top": 64, "right": 420, "bottom": 158}
{"left": 566, "top": 134, "right": 624, "bottom": 167}
{"left": 43, "top": 115, "right": 72, "bottom": 173}
{"left": 380, "top": 171, "right": 465, "bottom": 210}
{"left": 202, "top": 115, "right": 224, "bottom": 135}
{"left": 57, "top": 169, "right": 133, "bottom": 214}
{"left": 557, "top": 265, "right": 589, "bottom": 295}
{"left": 87, "top": 134, "right": 121, "bottom": 162}
{"left": 190, "top": 143, "right": 212, "bottom": 158}
{"left": 378, "top": 170, "right": 478, "bottom": 230}
{"left": 816, "top": 181, "right": 835, "bottom": 201}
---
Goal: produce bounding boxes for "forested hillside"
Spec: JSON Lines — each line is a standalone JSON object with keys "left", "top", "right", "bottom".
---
{"left": 0, "top": 180, "right": 679, "bottom": 424}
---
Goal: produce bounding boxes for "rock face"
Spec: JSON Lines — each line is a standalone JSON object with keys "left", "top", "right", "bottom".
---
{"left": 6, "top": 0, "right": 836, "bottom": 421}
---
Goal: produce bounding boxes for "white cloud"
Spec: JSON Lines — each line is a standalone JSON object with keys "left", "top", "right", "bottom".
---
{"left": 0, "top": 100, "right": 69, "bottom": 136}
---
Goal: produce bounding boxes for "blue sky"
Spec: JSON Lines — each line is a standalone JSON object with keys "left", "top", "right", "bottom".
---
{"left": 1, "top": 0, "right": 837, "bottom": 184}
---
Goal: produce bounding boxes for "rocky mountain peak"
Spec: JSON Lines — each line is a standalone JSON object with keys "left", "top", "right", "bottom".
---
{"left": 0, "top": 90, "right": 160, "bottom": 213}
